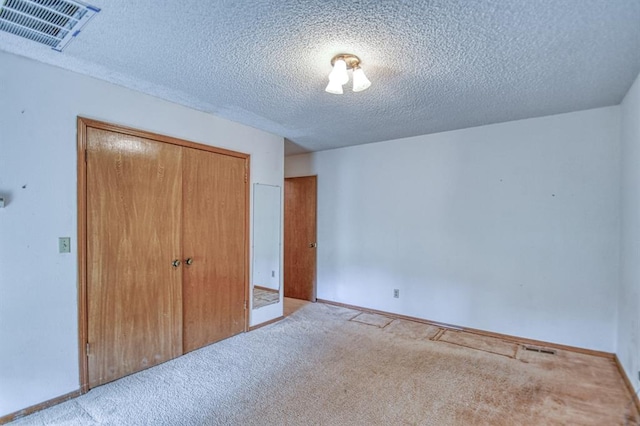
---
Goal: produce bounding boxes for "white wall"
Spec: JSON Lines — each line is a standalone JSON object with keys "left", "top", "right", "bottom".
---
{"left": 618, "top": 72, "right": 640, "bottom": 390}
{"left": 252, "top": 184, "right": 282, "bottom": 291}
{"left": 286, "top": 107, "right": 621, "bottom": 352}
{"left": 0, "top": 51, "right": 283, "bottom": 417}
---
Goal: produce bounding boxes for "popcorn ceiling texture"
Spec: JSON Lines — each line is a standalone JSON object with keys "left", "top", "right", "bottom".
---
{"left": 0, "top": 0, "right": 638, "bottom": 154}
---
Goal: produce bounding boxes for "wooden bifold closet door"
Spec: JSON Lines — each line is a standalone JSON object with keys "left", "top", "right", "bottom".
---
{"left": 182, "top": 147, "right": 246, "bottom": 353}
{"left": 83, "top": 119, "right": 247, "bottom": 389}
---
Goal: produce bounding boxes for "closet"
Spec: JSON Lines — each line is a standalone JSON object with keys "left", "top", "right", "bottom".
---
{"left": 79, "top": 118, "right": 248, "bottom": 389}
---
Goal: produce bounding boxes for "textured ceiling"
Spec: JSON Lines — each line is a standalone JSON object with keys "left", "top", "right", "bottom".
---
{"left": 1, "top": 1, "right": 639, "bottom": 154}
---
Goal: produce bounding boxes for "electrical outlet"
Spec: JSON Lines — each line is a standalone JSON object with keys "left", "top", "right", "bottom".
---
{"left": 393, "top": 289, "right": 399, "bottom": 298}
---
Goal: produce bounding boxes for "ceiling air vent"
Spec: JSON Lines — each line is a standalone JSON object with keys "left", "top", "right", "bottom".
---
{"left": 0, "top": 0, "right": 99, "bottom": 51}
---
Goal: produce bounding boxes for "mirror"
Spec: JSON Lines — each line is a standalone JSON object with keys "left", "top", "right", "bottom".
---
{"left": 252, "top": 183, "right": 281, "bottom": 309}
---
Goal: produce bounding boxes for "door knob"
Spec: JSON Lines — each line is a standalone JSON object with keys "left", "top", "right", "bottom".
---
{"left": 172, "top": 259, "right": 181, "bottom": 268}
{"left": 309, "top": 243, "right": 317, "bottom": 248}
{"left": 185, "top": 257, "right": 193, "bottom": 265}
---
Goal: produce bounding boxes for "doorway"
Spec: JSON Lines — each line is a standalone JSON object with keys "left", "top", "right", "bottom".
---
{"left": 283, "top": 176, "right": 317, "bottom": 301}
{"left": 77, "top": 117, "right": 249, "bottom": 391}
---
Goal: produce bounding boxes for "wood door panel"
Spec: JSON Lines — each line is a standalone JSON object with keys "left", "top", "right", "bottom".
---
{"left": 284, "top": 176, "right": 317, "bottom": 301}
{"left": 86, "top": 128, "right": 183, "bottom": 388}
{"left": 182, "top": 148, "right": 246, "bottom": 353}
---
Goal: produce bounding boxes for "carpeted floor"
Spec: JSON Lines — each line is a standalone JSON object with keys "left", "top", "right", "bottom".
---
{"left": 10, "top": 299, "right": 640, "bottom": 425}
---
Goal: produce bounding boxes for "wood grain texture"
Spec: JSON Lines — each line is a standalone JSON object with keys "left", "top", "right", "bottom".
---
{"left": 77, "top": 118, "right": 89, "bottom": 393}
{"left": 77, "top": 118, "right": 247, "bottom": 159}
{"left": 77, "top": 117, "right": 250, "bottom": 390}
{"left": 614, "top": 354, "right": 640, "bottom": 414}
{"left": 243, "top": 160, "right": 250, "bottom": 332}
{"left": 284, "top": 176, "right": 317, "bottom": 301}
{"left": 0, "top": 390, "right": 81, "bottom": 425}
{"left": 182, "top": 148, "right": 247, "bottom": 353}
{"left": 86, "top": 128, "right": 183, "bottom": 388}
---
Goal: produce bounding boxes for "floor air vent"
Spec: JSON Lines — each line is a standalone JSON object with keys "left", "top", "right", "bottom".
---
{"left": 0, "top": 0, "right": 99, "bottom": 51}
{"left": 522, "top": 345, "right": 557, "bottom": 355}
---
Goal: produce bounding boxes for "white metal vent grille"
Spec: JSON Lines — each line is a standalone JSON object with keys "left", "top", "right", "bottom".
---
{"left": 0, "top": 0, "right": 99, "bottom": 51}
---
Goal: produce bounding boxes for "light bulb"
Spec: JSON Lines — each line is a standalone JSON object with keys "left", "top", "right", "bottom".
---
{"left": 352, "top": 67, "right": 371, "bottom": 92}
{"left": 328, "top": 59, "right": 349, "bottom": 85}
{"left": 325, "top": 79, "right": 344, "bottom": 94}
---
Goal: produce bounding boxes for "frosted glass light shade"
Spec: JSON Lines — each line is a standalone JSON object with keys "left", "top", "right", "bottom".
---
{"left": 352, "top": 67, "right": 371, "bottom": 92}
{"left": 328, "top": 59, "right": 349, "bottom": 85}
{"left": 325, "top": 79, "right": 344, "bottom": 94}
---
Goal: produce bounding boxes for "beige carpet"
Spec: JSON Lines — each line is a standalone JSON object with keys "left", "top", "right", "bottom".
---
{"left": 435, "top": 329, "right": 519, "bottom": 358}
{"left": 10, "top": 299, "right": 639, "bottom": 425}
{"left": 349, "top": 312, "right": 394, "bottom": 328}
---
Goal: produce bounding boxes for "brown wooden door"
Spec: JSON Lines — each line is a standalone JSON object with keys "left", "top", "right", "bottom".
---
{"left": 284, "top": 176, "right": 317, "bottom": 301}
{"left": 86, "top": 128, "right": 183, "bottom": 388}
{"left": 182, "top": 148, "right": 247, "bottom": 353}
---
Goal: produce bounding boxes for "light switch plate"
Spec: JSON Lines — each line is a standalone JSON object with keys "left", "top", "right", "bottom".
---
{"left": 59, "top": 237, "right": 71, "bottom": 253}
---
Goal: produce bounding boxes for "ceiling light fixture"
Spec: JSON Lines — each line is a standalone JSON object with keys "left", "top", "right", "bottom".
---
{"left": 325, "top": 54, "right": 371, "bottom": 94}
